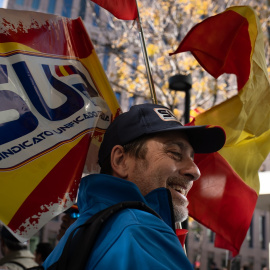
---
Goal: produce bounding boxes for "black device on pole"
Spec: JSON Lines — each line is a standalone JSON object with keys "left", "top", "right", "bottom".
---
{"left": 168, "top": 74, "right": 192, "bottom": 124}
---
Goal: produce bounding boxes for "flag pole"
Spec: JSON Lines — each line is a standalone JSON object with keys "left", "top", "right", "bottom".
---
{"left": 135, "top": 0, "right": 157, "bottom": 104}
{"left": 226, "top": 250, "right": 232, "bottom": 270}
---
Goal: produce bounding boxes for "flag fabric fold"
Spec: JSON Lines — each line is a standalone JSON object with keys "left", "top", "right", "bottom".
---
{"left": 90, "top": 0, "right": 138, "bottom": 20}
{"left": 170, "top": 6, "right": 270, "bottom": 256}
{"left": 0, "top": 8, "right": 120, "bottom": 241}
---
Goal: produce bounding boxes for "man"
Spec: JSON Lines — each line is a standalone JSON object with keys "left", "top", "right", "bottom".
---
{"left": 56, "top": 205, "right": 80, "bottom": 241}
{"left": 34, "top": 243, "right": 53, "bottom": 266}
{"left": 43, "top": 104, "right": 226, "bottom": 269}
{"left": 0, "top": 226, "right": 38, "bottom": 269}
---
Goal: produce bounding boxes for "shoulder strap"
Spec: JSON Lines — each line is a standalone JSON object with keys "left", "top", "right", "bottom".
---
{"left": 49, "top": 201, "right": 161, "bottom": 270}
{"left": 7, "top": 261, "right": 26, "bottom": 270}
{"left": 26, "top": 267, "right": 44, "bottom": 270}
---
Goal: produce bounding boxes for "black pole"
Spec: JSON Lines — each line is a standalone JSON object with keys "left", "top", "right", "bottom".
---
{"left": 184, "top": 89, "right": 190, "bottom": 125}
{"left": 168, "top": 74, "right": 192, "bottom": 255}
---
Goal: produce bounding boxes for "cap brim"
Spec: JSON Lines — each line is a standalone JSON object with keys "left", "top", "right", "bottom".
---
{"left": 147, "top": 125, "right": 226, "bottom": 154}
{"left": 183, "top": 125, "right": 226, "bottom": 153}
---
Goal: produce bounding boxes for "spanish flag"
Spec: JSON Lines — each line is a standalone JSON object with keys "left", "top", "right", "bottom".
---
{"left": 170, "top": 6, "right": 270, "bottom": 256}
{"left": 0, "top": 9, "right": 120, "bottom": 241}
{"left": 90, "top": 0, "right": 138, "bottom": 20}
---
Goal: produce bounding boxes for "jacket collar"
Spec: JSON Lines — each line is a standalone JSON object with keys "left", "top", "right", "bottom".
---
{"left": 145, "top": 188, "right": 175, "bottom": 229}
{"left": 78, "top": 174, "right": 175, "bottom": 230}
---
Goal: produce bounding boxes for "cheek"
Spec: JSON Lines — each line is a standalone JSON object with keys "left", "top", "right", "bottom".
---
{"left": 146, "top": 166, "right": 169, "bottom": 187}
{"left": 155, "top": 160, "right": 179, "bottom": 176}
{"left": 135, "top": 158, "right": 180, "bottom": 194}
{"left": 136, "top": 168, "right": 162, "bottom": 195}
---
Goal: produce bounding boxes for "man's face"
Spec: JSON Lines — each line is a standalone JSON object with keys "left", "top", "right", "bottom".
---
{"left": 56, "top": 214, "right": 76, "bottom": 241}
{"left": 126, "top": 131, "right": 201, "bottom": 222}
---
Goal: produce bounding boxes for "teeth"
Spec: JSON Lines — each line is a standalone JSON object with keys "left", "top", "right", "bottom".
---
{"left": 170, "top": 185, "right": 185, "bottom": 195}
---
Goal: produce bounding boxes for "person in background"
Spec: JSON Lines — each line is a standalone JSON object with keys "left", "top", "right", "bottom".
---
{"left": 56, "top": 204, "right": 80, "bottom": 241}
{"left": 210, "top": 261, "right": 219, "bottom": 270}
{"left": 0, "top": 226, "right": 38, "bottom": 270}
{"left": 34, "top": 243, "right": 53, "bottom": 266}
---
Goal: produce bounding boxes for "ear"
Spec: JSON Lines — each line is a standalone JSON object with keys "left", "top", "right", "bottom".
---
{"left": 35, "top": 253, "right": 42, "bottom": 265}
{"left": 110, "top": 145, "right": 129, "bottom": 179}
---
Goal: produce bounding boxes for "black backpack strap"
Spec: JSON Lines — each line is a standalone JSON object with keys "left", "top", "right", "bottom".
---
{"left": 7, "top": 261, "right": 26, "bottom": 269}
{"left": 49, "top": 201, "right": 161, "bottom": 270}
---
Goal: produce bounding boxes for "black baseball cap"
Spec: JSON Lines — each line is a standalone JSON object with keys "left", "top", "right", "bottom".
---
{"left": 98, "top": 104, "right": 226, "bottom": 166}
{"left": 1, "top": 226, "right": 27, "bottom": 247}
{"left": 1, "top": 226, "right": 19, "bottom": 243}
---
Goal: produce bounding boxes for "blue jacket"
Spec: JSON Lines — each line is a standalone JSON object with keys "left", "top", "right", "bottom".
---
{"left": 43, "top": 174, "right": 193, "bottom": 269}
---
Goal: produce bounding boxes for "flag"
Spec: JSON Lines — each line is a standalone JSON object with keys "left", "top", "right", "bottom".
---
{"left": 0, "top": 8, "right": 120, "bottom": 241}
{"left": 170, "top": 6, "right": 270, "bottom": 256}
{"left": 90, "top": 0, "right": 138, "bottom": 20}
{"left": 176, "top": 229, "right": 188, "bottom": 248}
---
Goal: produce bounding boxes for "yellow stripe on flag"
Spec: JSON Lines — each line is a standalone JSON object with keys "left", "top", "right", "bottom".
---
{"left": 0, "top": 134, "right": 86, "bottom": 224}
{"left": 59, "top": 65, "right": 69, "bottom": 76}
{"left": 0, "top": 42, "right": 40, "bottom": 53}
{"left": 81, "top": 51, "right": 121, "bottom": 119}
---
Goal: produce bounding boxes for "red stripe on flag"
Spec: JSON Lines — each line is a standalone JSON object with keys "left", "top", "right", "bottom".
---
{"left": 64, "top": 65, "right": 76, "bottom": 75}
{"left": 0, "top": 15, "right": 93, "bottom": 58}
{"left": 55, "top": 66, "right": 63, "bottom": 77}
{"left": 7, "top": 134, "right": 90, "bottom": 232}
{"left": 188, "top": 152, "right": 257, "bottom": 256}
{"left": 90, "top": 0, "right": 138, "bottom": 20}
{"left": 170, "top": 10, "right": 251, "bottom": 90}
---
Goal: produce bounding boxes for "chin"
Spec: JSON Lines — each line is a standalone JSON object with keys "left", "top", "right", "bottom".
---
{"left": 173, "top": 205, "right": 188, "bottom": 223}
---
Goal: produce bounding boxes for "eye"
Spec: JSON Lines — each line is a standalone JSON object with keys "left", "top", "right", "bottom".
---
{"left": 168, "top": 151, "right": 182, "bottom": 161}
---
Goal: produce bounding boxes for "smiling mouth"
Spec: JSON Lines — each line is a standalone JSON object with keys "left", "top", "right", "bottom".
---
{"left": 168, "top": 184, "right": 187, "bottom": 197}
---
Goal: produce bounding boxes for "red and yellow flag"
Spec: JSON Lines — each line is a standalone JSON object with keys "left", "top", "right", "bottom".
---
{"left": 0, "top": 9, "right": 120, "bottom": 241}
{"left": 170, "top": 6, "right": 270, "bottom": 256}
{"left": 90, "top": 0, "right": 138, "bottom": 20}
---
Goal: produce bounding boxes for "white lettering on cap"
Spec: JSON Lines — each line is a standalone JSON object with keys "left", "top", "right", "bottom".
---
{"left": 154, "top": 108, "right": 179, "bottom": 122}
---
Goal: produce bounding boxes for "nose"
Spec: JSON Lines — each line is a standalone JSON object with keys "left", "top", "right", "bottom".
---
{"left": 180, "top": 158, "right": 201, "bottom": 181}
